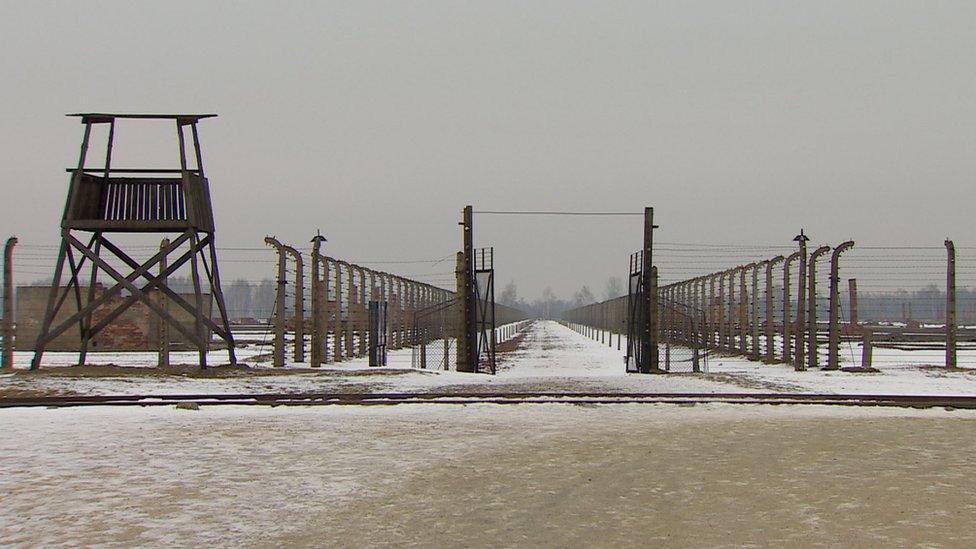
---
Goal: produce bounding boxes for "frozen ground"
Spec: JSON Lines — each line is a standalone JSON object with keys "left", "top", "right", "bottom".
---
{"left": 5, "top": 322, "right": 976, "bottom": 547}
{"left": 2, "top": 403, "right": 975, "bottom": 547}
{"left": 5, "top": 320, "right": 976, "bottom": 397}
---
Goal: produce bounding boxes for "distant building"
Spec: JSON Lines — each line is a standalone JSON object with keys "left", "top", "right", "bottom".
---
{"left": 16, "top": 285, "right": 211, "bottom": 351}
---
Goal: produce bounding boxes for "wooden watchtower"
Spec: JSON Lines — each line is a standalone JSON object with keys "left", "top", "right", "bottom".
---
{"left": 31, "top": 113, "right": 237, "bottom": 369}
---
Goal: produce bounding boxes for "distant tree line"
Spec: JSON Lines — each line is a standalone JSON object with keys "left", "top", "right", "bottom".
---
{"left": 11, "top": 277, "right": 976, "bottom": 325}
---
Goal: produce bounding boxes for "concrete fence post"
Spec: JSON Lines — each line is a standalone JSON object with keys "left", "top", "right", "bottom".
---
{"left": 158, "top": 238, "right": 170, "bottom": 368}
{"left": 284, "top": 245, "right": 305, "bottom": 363}
{"left": 750, "top": 263, "right": 761, "bottom": 359}
{"left": 861, "top": 328, "right": 873, "bottom": 369}
{"left": 345, "top": 263, "right": 355, "bottom": 359}
{"left": 264, "top": 236, "right": 287, "bottom": 368}
{"left": 794, "top": 232, "right": 809, "bottom": 371}
{"left": 2, "top": 236, "right": 18, "bottom": 369}
{"left": 739, "top": 265, "right": 751, "bottom": 354}
{"left": 807, "top": 245, "right": 831, "bottom": 370}
{"left": 827, "top": 241, "right": 855, "bottom": 370}
{"left": 765, "top": 256, "right": 784, "bottom": 363}
{"left": 718, "top": 271, "right": 727, "bottom": 351}
{"left": 310, "top": 235, "right": 327, "bottom": 367}
{"left": 946, "top": 239, "right": 957, "bottom": 368}
{"left": 333, "top": 259, "right": 344, "bottom": 360}
{"left": 783, "top": 250, "right": 802, "bottom": 364}
{"left": 725, "top": 267, "right": 741, "bottom": 352}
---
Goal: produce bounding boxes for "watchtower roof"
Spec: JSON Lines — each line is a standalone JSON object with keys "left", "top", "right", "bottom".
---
{"left": 67, "top": 113, "right": 217, "bottom": 123}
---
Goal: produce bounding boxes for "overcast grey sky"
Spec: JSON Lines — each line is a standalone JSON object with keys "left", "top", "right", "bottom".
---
{"left": 1, "top": 1, "right": 974, "bottom": 298}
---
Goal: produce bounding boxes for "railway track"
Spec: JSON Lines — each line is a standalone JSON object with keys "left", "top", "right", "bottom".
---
{"left": 2, "top": 392, "right": 976, "bottom": 409}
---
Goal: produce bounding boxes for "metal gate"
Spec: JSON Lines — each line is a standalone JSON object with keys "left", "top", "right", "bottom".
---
{"left": 368, "top": 300, "right": 388, "bottom": 366}
{"left": 659, "top": 301, "right": 708, "bottom": 373}
{"left": 626, "top": 250, "right": 646, "bottom": 373}
{"left": 473, "top": 247, "right": 497, "bottom": 374}
{"left": 412, "top": 298, "right": 458, "bottom": 370}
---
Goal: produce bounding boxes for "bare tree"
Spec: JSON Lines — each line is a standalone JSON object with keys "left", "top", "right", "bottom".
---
{"left": 499, "top": 280, "right": 518, "bottom": 307}
{"left": 573, "top": 285, "right": 595, "bottom": 307}
{"left": 604, "top": 276, "right": 623, "bottom": 300}
{"left": 541, "top": 286, "right": 557, "bottom": 319}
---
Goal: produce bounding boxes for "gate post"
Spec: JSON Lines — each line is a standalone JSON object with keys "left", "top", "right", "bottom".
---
{"left": 807, "top": 245, "right": 831, "bottom": 370}
{"left": 265, "top": 236, "right": 287, "bottom": 367}
{"left": 764, "top": 256, "right": 784, "bottom": 363}
{"left": 457, "top": 204, "right": 476, "bottom": 372}
{"left": 642, "top": 207, "right": 659, "bottom": 372}
{"left": 827, "top": 241, "right": 855, "bottom": 370}
{"left": 2, "top": 236, "right": 18, "bottom": 369}
{"left": 946, "top": 239, "right": 957, "bottom": 368}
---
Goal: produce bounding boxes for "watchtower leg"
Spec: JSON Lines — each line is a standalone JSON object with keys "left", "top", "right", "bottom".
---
{"left": 189, "top": 232, "right": 208, "bottom": 368}
{"left": 31, "top": 235, "right": 69, "bottom": 369}
{"left": 207, "top": 237, "right": 237, "bottom": 365}
{"left": 78, "top": 234, "right": 102, "bottom": 365}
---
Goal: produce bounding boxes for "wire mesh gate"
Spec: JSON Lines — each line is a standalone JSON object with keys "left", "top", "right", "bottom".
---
{"left": 473, "top": 247, "right": 497, "bottom": 374}
{"left": 368, "top": 300, "right": 388, "bottom": 366}
{"left": 660, "top": 301, "right": 708, "bottom": 372}
{"left": 412, "top": 298, "right": 458, "bottom": 370}
{"left": 626, "top": 250, "right": 647, "bottom": 373}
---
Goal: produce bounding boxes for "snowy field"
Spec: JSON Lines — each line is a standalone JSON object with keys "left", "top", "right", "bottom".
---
{"left": 4, "top": 322, "right": 976, "bottom": 546}
{"left": 4, "top": 320, "right": 976, "bottom": 397}
{"left": 2, "top": 403, "right": 975, "bottom": 546}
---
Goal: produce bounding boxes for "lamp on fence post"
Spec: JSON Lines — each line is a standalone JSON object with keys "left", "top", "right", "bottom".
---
{"left": 793, "top": 230, "right": 810, "bottom": 371}
{"left": 310, "top": 232, "right": 327, "bottom": 367}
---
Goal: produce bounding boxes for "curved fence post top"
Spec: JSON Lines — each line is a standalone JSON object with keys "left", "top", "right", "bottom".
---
{"left": 810, "top": 245, "right": 831, "bottom": 261}
{"left": 784, "top": 249, "right": 803, "bottom": 266}
{"left": 831, "top": 240, "right": 855, "bottom": 262}
{"left": 264, "top": 235, "right": 284, "bottom": 250}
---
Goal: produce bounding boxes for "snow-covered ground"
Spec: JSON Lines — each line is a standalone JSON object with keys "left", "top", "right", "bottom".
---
{"left": 569, "top": 323, "right": 976, "bottom": 395}
{"left": 2, "top": 403, "right": 974, "bottom": 546}
{"left": 4, "top": 320, "right": 976, "bottom": 396}
{"left": 5, "top": 322, "right": 976, "bottom": 546}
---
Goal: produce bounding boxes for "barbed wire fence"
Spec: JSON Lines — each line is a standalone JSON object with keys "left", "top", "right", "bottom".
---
{"left": 562, "top": 236, "right": 974, "bottom": 373}
{"left": 6, "top": 230, "right": 971, "bottom": 373}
